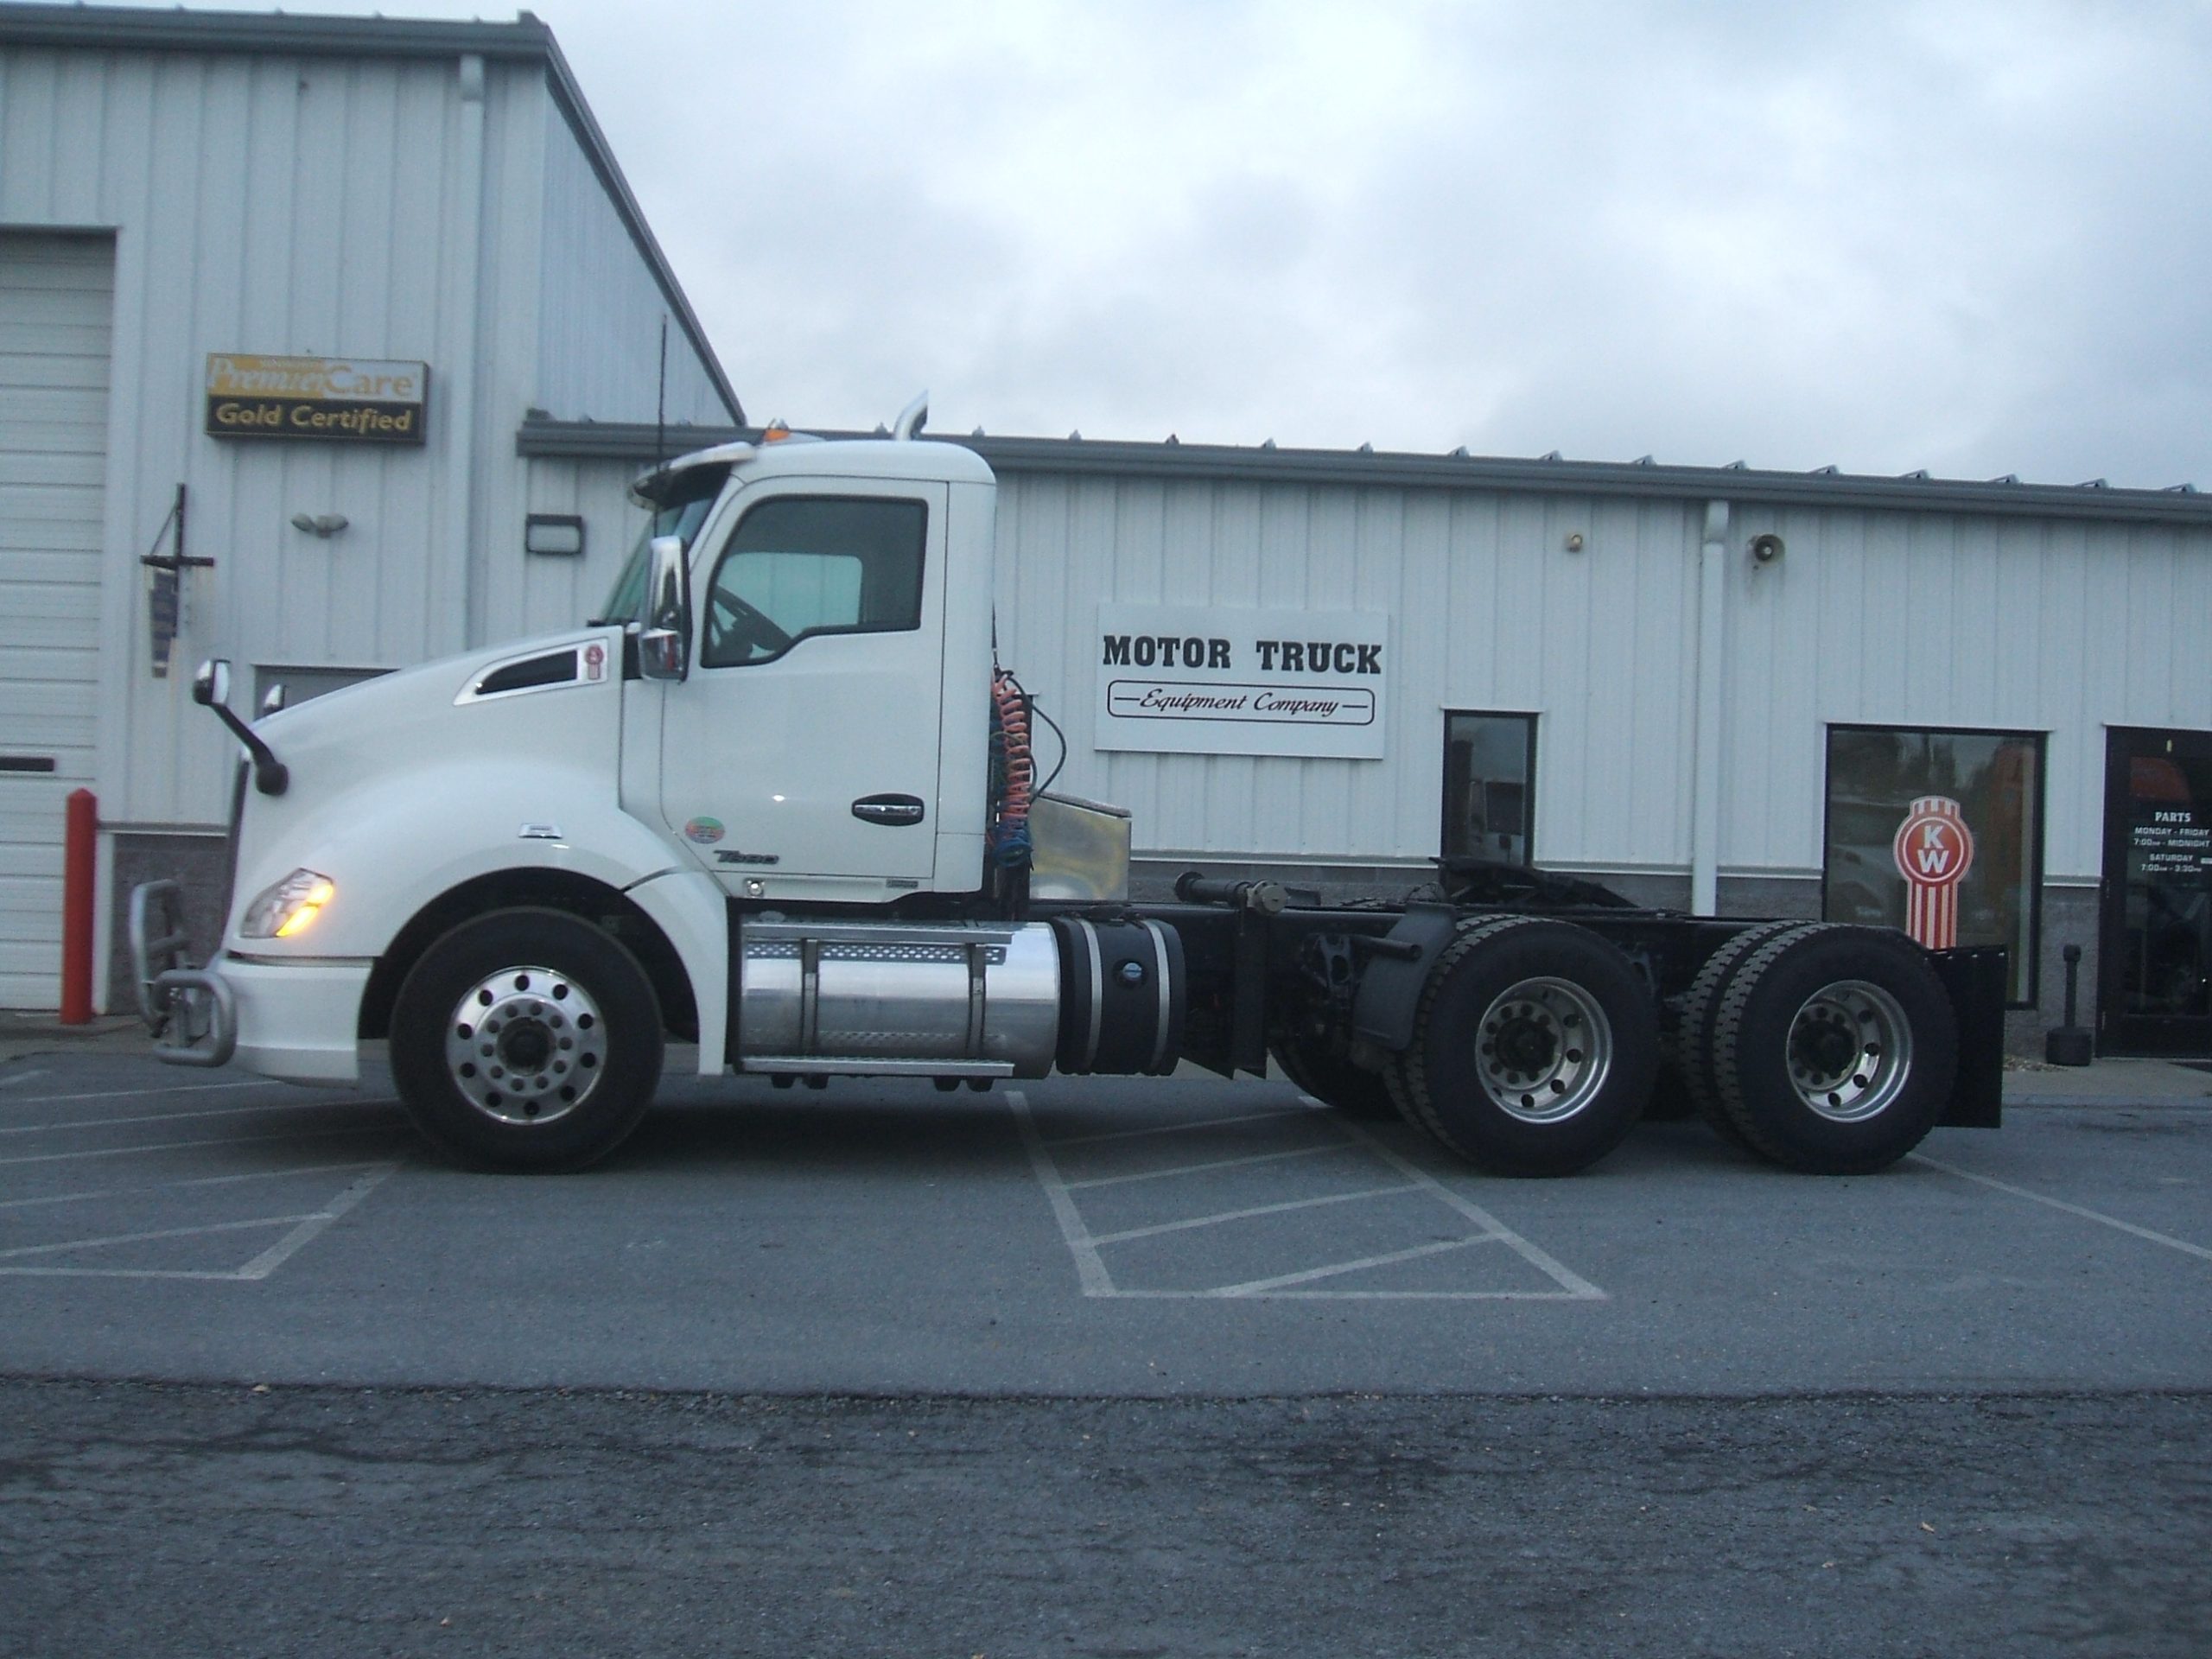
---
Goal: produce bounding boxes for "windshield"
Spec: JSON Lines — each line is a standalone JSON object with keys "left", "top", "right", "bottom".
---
{"left": 588, "top": 464, "right": 730, "bottom": 626}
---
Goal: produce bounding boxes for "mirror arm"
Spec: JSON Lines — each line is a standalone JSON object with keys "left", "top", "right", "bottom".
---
{"left": 212, "top": 703, "right": 289, "bottom": 795}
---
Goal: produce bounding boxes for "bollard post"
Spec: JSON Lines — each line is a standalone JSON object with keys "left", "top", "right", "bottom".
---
{"left": 60, "top": 787, "right": 98, "bottom": 1024}
{"left": 2044, "top": 942, "right": 2094, "bottom": 1067}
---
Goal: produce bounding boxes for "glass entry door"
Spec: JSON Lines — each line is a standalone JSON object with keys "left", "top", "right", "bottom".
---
{"left": 2101, "top": 727, "right": 2212, "bottom": 1055}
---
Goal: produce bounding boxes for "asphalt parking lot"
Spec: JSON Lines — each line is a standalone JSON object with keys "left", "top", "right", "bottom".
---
{"left": 3, "top": 1039, "right": 2208, "bottom": 1396}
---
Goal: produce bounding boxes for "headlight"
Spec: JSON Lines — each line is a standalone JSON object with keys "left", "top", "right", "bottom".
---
{"left": 240, "top": 868, "right": 335, "bottom": 938}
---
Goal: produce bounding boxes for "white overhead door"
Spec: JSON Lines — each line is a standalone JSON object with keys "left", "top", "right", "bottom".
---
{"left": 0, "top": 233, "right": 112, "bottom": 1010}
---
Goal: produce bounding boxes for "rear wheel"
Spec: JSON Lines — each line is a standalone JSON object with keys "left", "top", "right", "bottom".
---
{"left": 1710, "top": 925, "right": 1956, "bottom": 1173}
{"left": 1669, "top": 920, "right": 1821, "bottom": 1148}
{"left": 1391, "top": 917, "right": 1659, "bottom": 1176}
{"left": 390, "top": 908, "right": 664, "bottom": 1172}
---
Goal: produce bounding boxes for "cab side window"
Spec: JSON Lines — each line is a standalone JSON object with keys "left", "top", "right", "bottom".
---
{"left": 700, "top": 497, "right": 926, "bottom": 667}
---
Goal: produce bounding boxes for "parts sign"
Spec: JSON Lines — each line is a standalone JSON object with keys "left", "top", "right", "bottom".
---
{"left": 1095, "top": 605, "right": 1389, "bottom": 759}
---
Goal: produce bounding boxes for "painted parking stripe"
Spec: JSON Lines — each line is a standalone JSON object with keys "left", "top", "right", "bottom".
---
{"left": 1063, "top": 1141, "right": 1342, "bottom": 1191}
{"left": 0, "top": 1069, "right": 53, "bottom": 1090}
{"left": 1089, "top": 1181, "right": 1423, "bottom": 1245}
{"left": 1910, "top": 1153, "right": 2212, "bottom": 1264}
{"left": 0, "top": 1162, "right": 400, "bottom": 1281}
{"left": 3, "top": 1078, "right": 283, "bottom": 1108}
{"left": 0, "top": 1212, "right": 324, "bottom": 1261}
{"left": 1011, "top": 1090, "right": 1115, "bottom": 1295}
{"left": 0, "top": 1160, "right": 392, "bottom": 1212}
{"left": 1012, "top": 1090, "right": 1606, "bottom": 1301}
{"left": 1046, "top": 1107, "right": 1318, "bottom": 1149}
{"left": 0, "top": 1099, "right": 380, "bottom": 1136}
{"left": 1210, "top": 1236, "right": 1496, "bottom": 1296}
{"left": 0, "top": 1116, "right": 408, "bottom": 1167}
{"left": 1327, "top": 1105, "right": 1606, "bottom": 1300}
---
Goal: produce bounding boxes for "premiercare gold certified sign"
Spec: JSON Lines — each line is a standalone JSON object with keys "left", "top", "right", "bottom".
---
{"left": 204, "top": 353, "right": 429, "bottom": 444}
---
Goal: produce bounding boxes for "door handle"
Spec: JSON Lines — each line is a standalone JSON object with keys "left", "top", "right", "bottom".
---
{"left": 852, "top": 794, "right": 926, "bottom": 827}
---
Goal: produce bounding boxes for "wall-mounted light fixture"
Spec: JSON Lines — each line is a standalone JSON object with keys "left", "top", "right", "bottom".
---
{"left": 289, "top": 513, "right": 348, "bottom": 538}
{"left": 524, "top": 512, "right": 586, "bottom": 556}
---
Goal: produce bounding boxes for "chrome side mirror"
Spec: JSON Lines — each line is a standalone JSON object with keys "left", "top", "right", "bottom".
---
{"left": 193, "top": 658, "right": 232, "bottom": 708}
{"left": 639, "top": 534, "right": 691, "bottom": 682}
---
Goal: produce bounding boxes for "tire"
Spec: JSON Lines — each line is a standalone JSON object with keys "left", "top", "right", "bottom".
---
{"left": 1669, "top": 921, "right": 1821, "bottom": 1148}
{"left": 1391, "top": 916, "right": 1660, "bottom": 1177}
{"left": 1271, "top": 1031, "right": 1400, "bottom": 1122}
{"left": 389, "top": 907, "right": 664, "bottom": 1172}
{"left": 1710, "top": 925, "right": 1956, "bottom": 1174}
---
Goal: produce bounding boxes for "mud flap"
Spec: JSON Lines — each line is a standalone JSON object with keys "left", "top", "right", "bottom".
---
{"left": 1350, "top": 903, "right": 1463, "bottom": 1053}
{"left": 1929, "top": 945, "right": 2005, "bottom": 1128}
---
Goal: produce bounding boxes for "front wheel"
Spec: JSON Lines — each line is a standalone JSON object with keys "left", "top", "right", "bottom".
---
{"left": 389, "top": 908, "right": 664, "bottom": 1172}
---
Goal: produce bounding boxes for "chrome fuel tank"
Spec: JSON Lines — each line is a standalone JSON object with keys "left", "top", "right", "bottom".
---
{"left": 735, "top": 919, "right": 1062, "bottom": 1077}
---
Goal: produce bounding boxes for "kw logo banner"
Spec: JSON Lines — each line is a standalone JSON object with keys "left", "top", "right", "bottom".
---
{"left": 1095, "top": 605, "right": 1389, "bottom": 759}
{"left": 1892, "top": 795, "right": 1974, "bottom": 950}
{"left": 205, "top": 353, "right": 429, "bottom": 444}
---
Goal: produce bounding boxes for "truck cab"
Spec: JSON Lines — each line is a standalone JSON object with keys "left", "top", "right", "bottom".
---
{"left": 607, "top": 432, "right": 1000, "bottom": 905}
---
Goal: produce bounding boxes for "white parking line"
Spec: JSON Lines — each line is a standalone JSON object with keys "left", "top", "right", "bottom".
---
{"left": 1089, "top": 1182, "right": 1422, "bottom": 1245}
{"left": 0, "top": 1116, "right": 408, "bottom": 1167}
{"left": 0, "top": 1069, "right": 53, "bottom": 1090}
{"left": 1011, "top": 1090, "right": 1606, "bottom": 1301}
{"left": 0, "top": 1100, "right": 361, "bottom": 1136}
{"left": 1910, "top": 1153, "right": 2212, "bottom": 1264}
{"left": 0, "top": 1161, "right": 400, "bottom": 1281}
{"left": 1063, "top": 1142, "right": 1341, "bottom": 1191}
{"left": 1046, "top": 1108, "right": 1318, "bottom": 1149}
{"left": 0, "top": 1213, "right": 325, "bottom": 1261}
{"left": 1328, "top": 1107, "right": 1606, "bottom": 1300}
{"left": 0, "top": 1160, "right": 392, "bottom": 1212}
{"left": 3, "top": 1078, "right": 283, "bottom": 1108}
{"left": 1210, "top": 1236, "right": 1495, "bottom": 1296}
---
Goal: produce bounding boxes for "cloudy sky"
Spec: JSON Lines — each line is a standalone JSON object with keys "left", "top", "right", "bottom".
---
{"left": 163, "top": 1, "right": 2212, "bottom": 488}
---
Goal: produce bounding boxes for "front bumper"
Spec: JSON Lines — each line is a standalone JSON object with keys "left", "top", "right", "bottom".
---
{"left": 130, "top": 880, "right": 369, "bottom": 1083}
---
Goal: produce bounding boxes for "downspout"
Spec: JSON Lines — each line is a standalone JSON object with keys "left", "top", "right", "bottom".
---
{"left": 446, "top": 52, "right": 488, "bottom": 652}
{"left": 1690, "top": 499, "right": 1730, "bottom": 916}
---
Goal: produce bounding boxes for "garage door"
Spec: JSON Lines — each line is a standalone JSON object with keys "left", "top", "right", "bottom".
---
{"left": 0, "top": 233, "right": 112, "bottom": 1009}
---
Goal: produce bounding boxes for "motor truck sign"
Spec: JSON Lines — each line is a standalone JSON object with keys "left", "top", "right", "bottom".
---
{"left": 1095, "top": 605, "right": 1389, "bottom": 759}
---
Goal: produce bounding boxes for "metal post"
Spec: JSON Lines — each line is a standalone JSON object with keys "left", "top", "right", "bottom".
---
{"left": 2045, "top": 942, "right": 2094, "bottom": 1066}
{"left": 60, "top": 788, "right": 97, "bottom": 1024}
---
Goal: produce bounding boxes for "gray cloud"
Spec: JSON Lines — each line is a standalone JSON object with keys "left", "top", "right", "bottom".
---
{"left": 160, "top": 0, "right": 2212, "bottom": 487}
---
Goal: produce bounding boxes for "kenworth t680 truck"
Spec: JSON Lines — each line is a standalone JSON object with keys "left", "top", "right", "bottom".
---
{"left": 132, "top": 400, "right": 2004, "bottom": 1176}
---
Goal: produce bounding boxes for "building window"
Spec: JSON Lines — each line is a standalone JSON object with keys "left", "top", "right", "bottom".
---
{"left": 1823, "top": 725, "right": 2044, "bottom": 1005}
{"left": 1443, "top": 713, "right": 1535, "bottom": 865}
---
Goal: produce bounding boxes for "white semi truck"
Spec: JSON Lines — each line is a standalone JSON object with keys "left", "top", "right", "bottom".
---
{"left": 132, "top": 402, "right": 2004, "bottom": 1177}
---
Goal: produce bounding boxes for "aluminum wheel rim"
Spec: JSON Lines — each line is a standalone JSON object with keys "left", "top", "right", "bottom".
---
{"left": 442, "top": 964, "right": 606, "bottom": 1126}
{"left": 1474, "top": 976, "right": 1612, "bottom": 1123}
{"left": 1786, "top": 979, "right": 1912, "bottom": 1122}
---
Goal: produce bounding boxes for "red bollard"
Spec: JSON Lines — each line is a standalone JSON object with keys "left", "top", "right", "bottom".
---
{"left": 60, "top": 787, "right": 97, "bottom": 1024}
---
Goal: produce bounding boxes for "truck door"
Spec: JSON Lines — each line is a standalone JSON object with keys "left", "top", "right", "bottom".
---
{"left": 658, "top": 480, "right": 947, "bottom": 886}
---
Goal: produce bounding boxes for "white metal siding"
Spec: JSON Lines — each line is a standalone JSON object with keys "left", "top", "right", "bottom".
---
{"left": 0, "top": 232, "right": 111, "bottom": 1007}
{"left": 998, "top": 467, "right": 2211, "bottom": 888}
{"left": 535, "top": 97, "right": 728, "bottom": 429}
{"left": 0, "top": 46, "right": 563, "bottom": 830}
{"left": 994, "top": 471, "right": 1702, "bottom": 873}
{"left": 1726, "top": 505, "right": 2212, "bottom": 882}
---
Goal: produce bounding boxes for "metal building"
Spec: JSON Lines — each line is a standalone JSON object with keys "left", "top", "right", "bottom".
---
{"left": 7, "top": 7, "right": 2209, "bottom": 1065}
{"left": 524, "top": 420, "right": 2212, "bottom": 1058}
{"left": 0, "top": 5, "right": 739, "bottom": 1007}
